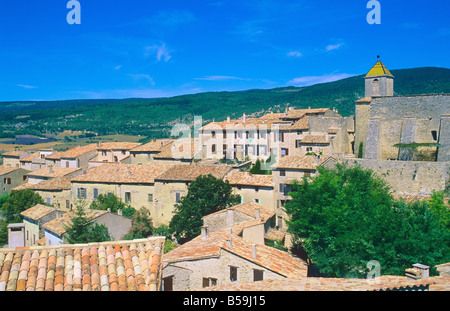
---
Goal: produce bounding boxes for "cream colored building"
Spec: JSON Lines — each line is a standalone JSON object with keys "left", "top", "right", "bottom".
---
{"left": 130, "top": 139, "right": 174, "bottom": 164}
{"left": 70, "top": 162, "right": 174, "bottom": 222}
{"left": 88, "top": 142, "right": 141, "bottom": 168}
{"left": 26, "top": 166, "right": 82, "bottom": 185}
{"left": 1, "top": 151, "right": 30, "bottom": 168}
{"left": 152, "top": 164, "right": 234, "bottom": 227}
{"left": 0, "top": 167, "right": 30, "bottom": 196}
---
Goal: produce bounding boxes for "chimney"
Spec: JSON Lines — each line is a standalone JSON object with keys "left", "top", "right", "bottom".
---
{"left": 226, "top": 237, "right": 233, "bottom": 248}
{"left": 227, "top": 228, "right": 233, "bottom": 234}
{"left": 48, "top": 166, "right": 53, "bottom": 174}
{"left": 227, "top": 116, "right": 231, "bottom": 123}
{"left": 405, "top": 264, "right": 430, "bottom": 280}
{"left": 251, "top": 244, "right": 257, "bottom": 259}
{"left": 201, "top": 226, "right": 209, "bottom": 239}
{"left": 243, "top": 113, "right": 246, "bottom": 123}
{"left": 226, "top": 208, "right": 235, "bottom": 227}
{"left": 254, "top": 208, "right": 261, "bottom": 219}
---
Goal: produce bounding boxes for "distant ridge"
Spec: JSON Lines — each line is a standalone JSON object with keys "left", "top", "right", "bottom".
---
{"left": 1, "top": 67, "right": 449, "bottom": 139}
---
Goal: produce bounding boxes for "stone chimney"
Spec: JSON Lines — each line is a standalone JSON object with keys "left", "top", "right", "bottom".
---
{"left": 227, "top": 116, "right": 231, "bottom": 123}
{"left": 243, "top": 113, "right": 246, "bottom": 123}
{"left": 226, "top": 237, "right": 233, "bottom": 248}
{"left": 201, "top": 225, "right": 209, "bottom": 239}
{"left": 251, "top": 244, "right": 257, "bottom": 259}
{"left": 254, "top": 208, "right": 261, "bottom": 219}
{"left": 226, "top": 208, "right": 235, "bottom": 227}
{"left": 405, "top": 263, "right": 430, "bottom": 280}
{"left": 7, "top": 223, "right": 25, "bottom": 248}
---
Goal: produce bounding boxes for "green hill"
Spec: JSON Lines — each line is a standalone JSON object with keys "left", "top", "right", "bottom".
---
{"left": 1, "top": 67, "right": 449, "bottom": 140}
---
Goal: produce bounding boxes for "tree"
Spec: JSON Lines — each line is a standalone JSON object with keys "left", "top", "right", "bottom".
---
{"left": 64, "top": 201, "right": 111, "bottom": 244}
{"left": 0, "top": 189, "right": 44, "bottom": 224}
{"left": 90, "top": 193, "right": 136, "bottom": 218}
{"left": 169, "top": 174, "right": 241, "bottom": 243}
{"left": 124, "top": 207, "right": 154, "bottom": 240}
{"left": 284, "top": 163, "right": 450, "bottom": 278}
{"left": 249, "top": 158, "right": 271, "bottom": 175}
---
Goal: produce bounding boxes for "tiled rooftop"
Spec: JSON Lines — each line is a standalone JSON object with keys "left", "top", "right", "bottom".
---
{"left": 47, "top": 144, "right": 98, "bottom": 160}
{"left": 28, "top": 176, "right": 72, "bottom": 191}
{"left": 0, "top": 166, "right": 21, "bottom": 176}
{"left": 2, "top": 151, "right": 28, "bottom": 158}
{"left": 164, "top": 229, "right": 307, "bottom": 279}
{"left": 71, "top": 162, "right": 174, "bottom": 184}
{"left": 42, "top": 209, "right": 108, "bottom": 237}
{"left": 20, "top": 204, "right": 55, "bottom": 221}
{"left": 27, "top": 167, "right": 81, "bottom": 178}
{"left": 0, "top": 237, "right": 165, "bottom": 291}
{"left": 155, "top": 164, "right": 232, "bottom": 182}
{"left": 225, "top": 171, "right": 273, "bottom": 188}
{"left": 96, "top": 142, "right": 142, "bottom": 151}
{"left": 199, "top": 275, "right": 449, "bottom": 291}
{"left": 300, "top": 134, "right": 330, "bottom": 144}
{"left": 131, "top": 139, "right": 174, "bottom": 153}
{"left": 153, "top": 139, "right": 200, "bottom": 160}
{"left": 273, "top": 155, "right": 333, "bottom": 170}
{"left": 20, "top": 152, "right": 41, "bottom": 163}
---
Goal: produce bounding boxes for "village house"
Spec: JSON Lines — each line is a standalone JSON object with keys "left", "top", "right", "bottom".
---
{"left": 42, "top": 209, "right": 132, "bottom": 245}
{"left": 1, "top": 151, "right": 30, "bottom": 168}
{"left": 88, "top": 142, "right": 142, "bottom": 168}
{"left": 19, "top": 176, "right": 73, "bottom": 209}
{"left": 130, "top": 139, "right": 174, "bottom": 164}
{"left": 162, "top": 224, "right": 307, "bottom": 291}
{"left": 19, "top": 149, "right": 55, "bottom": 171}
{"left": 0, "top": 166, "right": 30, "bottom": 196}
{"left": 224, "top": 171, "right": 275, "bottom": 209}
{"left": 45, "top": 143, "right": 98, "bottom": 169}
{"left": 0, "top": 236, "right": 165, "bottom": 291}
{"left": 152, "top": 138, "right": 201, "bottom": 165}
{"left": 199, "top": 107, "right": 354, "bottom": 163}
{"left": 70, "top": 162, "right": 174, "bottom": 218}
{"left": 152, "top": 164, "right": 234, "bottom": 227}
{"left": 26, "top": 166, "right": 82, "bottom": 185}
{"left": 20, "top": 204, "right": 65, "bottom": 247}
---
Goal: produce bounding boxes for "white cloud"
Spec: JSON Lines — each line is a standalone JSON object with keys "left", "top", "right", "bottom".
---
{"left": 145, "top": 43, "right": 173, "bottom": 62}
{"left": 287, "top": 73, "right": 353, "bottom": 87}
{"left": 114, "top": 65, "right": 122, "bottom": 70}
{"left": 17, "top": 84, "right": 37, "bottom": 89}
{"left": 326, "top": 43, "right": 343, "bottom": 51}
{"left": 287, "top": 51, "right": 303, "bottom": 57}
{"left": 128, "top": 74, "right": 156, "bottom": 86}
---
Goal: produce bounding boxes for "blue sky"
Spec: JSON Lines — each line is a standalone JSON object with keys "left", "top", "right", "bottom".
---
{"left": 0, "top": 0, "right": 449, "bottom": 101}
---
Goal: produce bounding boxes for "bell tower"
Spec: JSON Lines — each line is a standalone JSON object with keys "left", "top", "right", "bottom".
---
{"left": 365, "top": 57, "right": 394, "bottom": 97}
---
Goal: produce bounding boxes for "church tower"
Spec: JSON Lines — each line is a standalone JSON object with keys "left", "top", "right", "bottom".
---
{"left": 365, "top": 59, "right": 394, "bottom": 97}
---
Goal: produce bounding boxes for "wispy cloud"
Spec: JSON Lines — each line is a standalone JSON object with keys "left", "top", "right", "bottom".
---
{"left": 17, "top": 84, "right": 37, "bottom": 89}
{"left": 114, "top": 65, "right": 122, "bottom": 71}
{"left": 325, "top": 43, "right": 344, "bottom": 51}
{"left": 287, "top": 51, "right": 303, "bottom": 57}
{"left": 195, "top": 76, "right": 249, "bottom": 81}
{"left": 145, "top": 43, "right": 173, "bottom": 62}
{"left": 287, "top": 73, "right": 353, "bottom": 87}
{"left": 127, "top": 74, "right": 156, "bottom": 86}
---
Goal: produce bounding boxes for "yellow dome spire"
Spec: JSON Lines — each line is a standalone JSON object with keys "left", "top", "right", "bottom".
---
{"left": 365, "top": 59, "right": 394, "bottom": 78}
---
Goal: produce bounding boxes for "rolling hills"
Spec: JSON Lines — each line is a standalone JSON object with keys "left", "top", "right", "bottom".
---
{"left": 1, "top": 67, "right": 449, "bottom": 140}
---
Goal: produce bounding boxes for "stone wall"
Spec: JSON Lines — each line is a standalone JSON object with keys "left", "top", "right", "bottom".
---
{"left": 345, "top": 158, "right": 450, "bottom": 194}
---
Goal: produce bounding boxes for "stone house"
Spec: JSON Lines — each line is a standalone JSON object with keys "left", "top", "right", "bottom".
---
{"left": 20, "top": 204, "right": 65, "bottom": 247}
{"left": 42, "top": 208, "right": 132, "bottom": 245}
{"left": 19, "top": 150, "right": 55, "bottom": 171}
{"left": 1, "top": 151, "right": 30, "bottom": 168}
{"left": 152, "top": 138, "right": 201, "bottom": 165}
{"left": 70, "top": 162, "right": 174, "bottom": 221}
{"left": 152, "top": 164, "right": 233, "bottom": 227}
{"left": 162, "top": 225, "right": 307, "bottom": 291}
{"left": 88, "top": 142, "right": 142, "bottom": 168}
{"left": 0, "top": 166, "right": 30, "bottom": 196}
{"left": 26, "top": 166, "right": 82, "bottom": 185}
{"left": 130, "top": 139, "right": 174, "bottom": 164}
{"left": 224, "top": 171, "right": 275, "bottom": 209}
{"left": 23, "top": 176, "right": 73, "bottom": 209}
{"left": 45, "top": 144, "right": 98, "bottom": 169}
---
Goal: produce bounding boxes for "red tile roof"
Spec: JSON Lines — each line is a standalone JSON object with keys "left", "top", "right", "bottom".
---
{"left": 131, "top": 140, "right": 174, "bottom": 153}
{"left": 225, "top": 171, "right": 273, "bottom": 188}
{"left": 155, "top": 165, "right": 233, "bottom": 182}
{"left": 0, "top": 167, "right": 21, "bottom": 176}
{"left": 27, "top": 167, "right": 81, "bottom": 178}
{"left": 0, "top": 237, "right": 165, "bottom": 291}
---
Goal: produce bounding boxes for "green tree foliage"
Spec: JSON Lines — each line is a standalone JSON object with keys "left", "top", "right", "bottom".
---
{"left": 284, "top": 163, "right": 450, "bottom": 278}
{"left": 90, "top": 193, "right": 136, "bottom": 218}
{"left": 169, "top": 174, "right": 241, "bottom": 243}
{"left": 0, "top": 189, "right": 44, "bottom": 223}
{"left": 124, "top": 207, "right": 154, "bottom": 240}
{"left": 64, "top": 201, "right": 111, "bottom": 244}
{"left": 249, "top": 158, "right": 271, "bottom": 175}
{"left": 427, "top": 191, "right": 450, "bottom": 231}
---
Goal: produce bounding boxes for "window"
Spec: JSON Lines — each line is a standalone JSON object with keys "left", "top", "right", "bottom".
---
{"left": 175, "top": 192, "right": 181, "bottom": 203}
{"left": 113, "top": 156, "right": 118, "bottom": 162}
{"left": 304, "top": 171, "right": 311, "bottom": 177}
{"left": 66, "top": 161, "right": 70, "bottom": 168}
{"left": 254, "top": 198, "right": 261, "bottom": 204}
{"left": 230, "top": 266, "right": 238, "bottom": 282}
{"left": 93, "top": 188, "right": 99, "bottom": 199}
{"left": 122, "top": 150, "right": 126, "bottom": 155}
{"left": 102, "top": 151, "right": 107, "bottom": 156}
{"left": 253, "top": 269, "right": 264, "bottom": 282}
{"left": 163, "top": 276, "right": 173, "bottom": 291}
{"left": 148, "top": 194, "right": 153, "bottom": 202}
{"left": 431, "top": 130, "right": 438, "bottom": 141}
{"left": 212, "top": 131, "right": 216, "bottom": 138}
{"left": 46, "top": 198, "right": 51, "bottom": 205}
{"left": 78, "top": 188, "right": 87, "bottom": 199}
{"left": 4, "top": 178, "right": 11, "bottom": 185}
{"left": 203, "top": 278, "right": 218, "bottom": 288}
{"left": 125, "top": 192, "right": 131, "bottom": 203}
{"left": 66, "top": 200, "right": 70, "bottom": 209}
{"left": 306, "top": 147, "right": 313, "bottom": 152}
{"left": 211, "top": 144, "right": 216, "bottom": 153}
{"left": 280, "top": 184, "right": 292, "bottom": 196}
{"left": 280, "top": 170, "right": 286, "bottom": 177}
{"left": 296, "top": 140, "right": 302, "bottom": 148}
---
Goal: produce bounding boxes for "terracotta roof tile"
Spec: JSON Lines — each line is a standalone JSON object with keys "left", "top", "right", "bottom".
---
{"left": 47, "top": 144, "right": 98, "bottom": 160}
{"left": 2, "top": 151, "right": 28, "bottom": 158}
{"left": 153, "top": 139, "right": 200, "bottom": 160}
{"left": 155, "top": 165, "right": 232, "bottom": 182}
{"left": 20, "top": 204, "right": 55, "bottom": 221}
{"left": 42, "top": 210, "right": 109, "bottom": 237}
{"left": 71, "top": 162, "right": 174, "bottom": 184}
{"left": 226, "top": 171, "right": 273, "bottom": 188}
{"left": 96, "top": 142, "right": 141, "bottom": 151}
{"left": 0, "top": 237, "right": 165, "bottom": 291}
{"left": 273, "top": 155, "right": 333, "bottom": 170}
{"left": 300, "top": 134, "right": 330, "bottom": 144}
{"left": 27, "top": 167, "right": 81, "bottom": 178}
{"left": 20, "top": 152, "right": 41, "bottom": 163}
{"left": 131, "top": 139, "right": 174, "bottom": 152}
{"left": 0, "top": 167, "right": 21, "bottom": 176}
{"left": 27, "top": 176, "right": 72, "bottom": 191}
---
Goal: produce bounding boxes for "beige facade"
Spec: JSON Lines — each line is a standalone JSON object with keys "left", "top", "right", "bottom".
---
{"left": 1, "top": 151, "right": 29, "bottom": 168}
{"left": 0, "top": 167, "right": 30, "bottom": 196}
